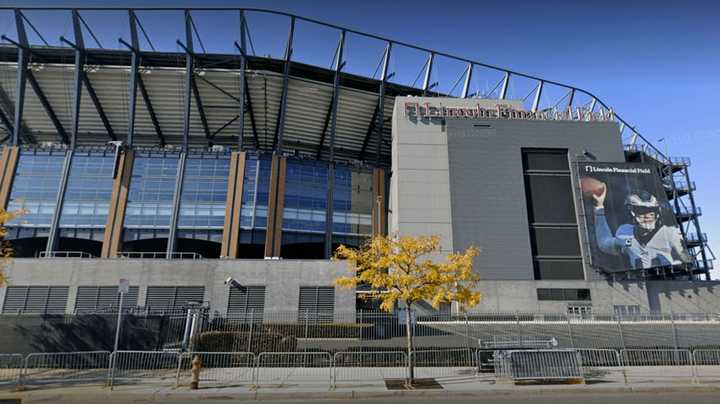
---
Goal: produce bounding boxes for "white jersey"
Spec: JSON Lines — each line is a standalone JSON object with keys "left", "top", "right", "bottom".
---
{"left": 594, "top": 207, "right": 689, "bottom": 269}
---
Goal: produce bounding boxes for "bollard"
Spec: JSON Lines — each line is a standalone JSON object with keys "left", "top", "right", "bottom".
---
{"left": 191, "top": 355, "right": 202, "bottom": 390}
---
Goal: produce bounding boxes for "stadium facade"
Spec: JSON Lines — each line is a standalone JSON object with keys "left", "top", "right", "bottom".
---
{"left": 0, "top": 7, "right": 716, "bottom": 319}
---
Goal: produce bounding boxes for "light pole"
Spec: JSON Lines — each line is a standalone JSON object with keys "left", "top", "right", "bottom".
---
{"left": 113, "top": 278, "right": 129, "bottom": 353}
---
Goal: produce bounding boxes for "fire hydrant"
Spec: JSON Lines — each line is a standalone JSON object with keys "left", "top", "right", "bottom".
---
{"left": 190, "top": 355, "right": 202, "bottom": 390}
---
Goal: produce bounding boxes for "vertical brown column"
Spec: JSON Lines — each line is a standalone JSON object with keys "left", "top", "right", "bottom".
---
{"left": 371, "top": 168, "right": 387, "bottom": 236}
{"left": 101, "top": 150, "right": 134, "bottom": 258}
{"left": 0, "top": 146, "right": 19, "bottom": 210}
{"left": 220, "top": 152, "right": 246, "bottom": 258}
{"left": 264, "top": 155, "right": 287, "bottom": 257}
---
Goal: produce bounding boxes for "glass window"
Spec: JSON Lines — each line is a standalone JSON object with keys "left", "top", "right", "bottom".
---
{"left": 59, "top": 151, "right": 115, "bottom": 231}
{"left": 522, "top": 149, "right": 583, "bottom": 280}
{"left": 122, "top": 152, "right": 180, "bottom": 239}
{"left": 282, "top": 159, "right": 328, "bottom": 234}
{"left": 537, "top": 288, "right": 591, "bottom": 301}
{"left": 177, "top": 153, "right": 230, "bottom": 236}
{"left": 239, "top": 153, "right": 271, "bottom": 230}
{"left": 6, "top": 150, "right": 66, "bottom": 234}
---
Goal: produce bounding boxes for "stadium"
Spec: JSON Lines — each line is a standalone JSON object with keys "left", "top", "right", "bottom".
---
{"left": 0, "top": 6, "right": 716, "bottom": 321}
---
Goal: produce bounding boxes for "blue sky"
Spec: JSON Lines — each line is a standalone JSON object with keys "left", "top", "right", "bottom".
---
{"left": 4, "top": 0, "right": 720, "bottom": 277}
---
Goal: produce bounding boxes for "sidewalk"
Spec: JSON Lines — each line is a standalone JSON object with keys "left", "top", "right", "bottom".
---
{"left": 3, "top": 377, "right": 720, "bottom": 403}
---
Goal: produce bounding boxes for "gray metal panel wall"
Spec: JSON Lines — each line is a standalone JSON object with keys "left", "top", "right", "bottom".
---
{"left": 445, "top": 118, "right": 624, "bottom": 281}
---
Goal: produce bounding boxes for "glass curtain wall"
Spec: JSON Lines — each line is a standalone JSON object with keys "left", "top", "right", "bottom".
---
{"left": 121, "top": 150, "right": 180, "bottom": 254}
{"left": 176, "top": 151, "right": 230, "bottom": 258}
{"left": 278, "top": 158, "right": 374, "bottom": 258}
{"left": 4, "top": 148, "right": 66, "bottom": 257}
{"left": 57, "top": 149, "right": 115, "bottom": 256}
{"left": 238, "top": 152, "right": 271, "bottom": 257}
{"left": 332, "top": 166, "right": 373, "bottom": 249}
{"left": 281, "top": 158, "right": 328, "bottom": 258}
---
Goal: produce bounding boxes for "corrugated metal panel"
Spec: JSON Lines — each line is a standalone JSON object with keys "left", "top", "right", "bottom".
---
{"left": 0, "top": 61, "right": 393, "bottom": 162}
{"left": 298, "top": 286, "right": 334, "bottom": 322}
{"left": 1, "top": 286, "right": 68, "bottom": 314}
{"left": 1, "top": 286, "right": 28, "bottom": 314}
{"left": 145, "top": 286, "right": 175, "bottom": 310}
{"left": 146, "top": 286, "right": 205, "bottom": 312}
{"left": 74, "top": 285, "right": 139, "bottom": 313}
{"left": 246, "top": 71, "right": 282, "bottom": 151}
{"left": 28, "top": 65, "right": 74, "bottom": 137}
{"left": 282, "top": 77, "right": 332, "bottom": 156}
{"left": 227, "top": 285, "right": 266, "bottom": 319}
{"left": 175, "top": 286, "right": 205, "bottom": 307}
{"left": 195, "top": 70, "right": 243, "bottom": 144}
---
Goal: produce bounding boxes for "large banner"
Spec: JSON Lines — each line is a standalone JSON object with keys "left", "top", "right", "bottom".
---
{"left": 578, "top": 162, "right": 690, "bottom": 272}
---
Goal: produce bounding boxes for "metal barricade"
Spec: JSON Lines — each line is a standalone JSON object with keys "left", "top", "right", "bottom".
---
{"left": 500, "top": 349, "right": 584, "bottom": 382}
{"left": 21, "top": 351, "right": 110, "bottom": 387}
{"left": 576, "top": 348, "right": 625, "bottom": 384}
{"left": 177, "top": 352, "right": 255, "bottom": 387}
{"left": 109, "top": 351, "right": 181, "bottom": 389}
{"left": 620, "top": 349, "right": 694, "bottom": 383}
{"left": 0, "top": 354, "right": 23, "bottom": 388}
{"left": 255, "top": 352, "right": 332, "bottom": 389}
{"left": 692, "top": 349, "right": 720, "bottom": 383}
{"left": 332, "top": 351, "right": 407, "bottom": 387}
{"left": 411, "top": 348, "right": 477, "bottom": 381}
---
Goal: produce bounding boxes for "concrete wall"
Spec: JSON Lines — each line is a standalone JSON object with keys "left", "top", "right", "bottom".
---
{"left": 390, "top": 96, "right": 624, "bottom": 281}
{"left": 446, "top": 118, "right": 624, "bottom": 280}
{"left": 2, "top": 258, "right": 718, "bottom": 315}
{"left": 390, "top": 97, "right": 525, "bottom": 256}
{"left": 0, "top": 258, "right": 355, "bottom": 318}
{"left": 467, "top": 280, "right": 720, "bottom": 314}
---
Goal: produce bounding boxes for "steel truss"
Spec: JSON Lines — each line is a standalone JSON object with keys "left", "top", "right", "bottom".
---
{"left": 0, "top": 6, "right": 710, "bottom": 267}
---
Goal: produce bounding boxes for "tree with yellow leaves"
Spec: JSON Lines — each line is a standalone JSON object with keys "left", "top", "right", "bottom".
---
{"left": 334, "top": 234, "right": 481, "bottom": 385}
{"left": 0, "top": 208, "right": 21, "bottom": 285}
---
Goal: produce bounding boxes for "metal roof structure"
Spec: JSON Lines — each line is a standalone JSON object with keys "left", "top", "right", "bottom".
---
{"left": 0, "top": 6, "right": 667, "bottom": 167}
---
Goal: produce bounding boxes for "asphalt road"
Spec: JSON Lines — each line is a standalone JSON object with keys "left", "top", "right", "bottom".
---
{"left": 249, "top": 392, "right": 720, "bottom": 404}
{"left": 5, "top": 391, "right": 720, "bottom": 404}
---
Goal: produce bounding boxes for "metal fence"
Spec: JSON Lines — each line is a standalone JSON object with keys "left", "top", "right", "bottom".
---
{"left": 108, "top": 351, "right": 181, "bottom": 389}
{"left": 411, "top": 348, "right": 477, "bottom": 381}
{"left": 620, "top": 349, "right": 694, "bottom": 384}
{"left": 576, "top": 348, "right": 626, "bottom": 384}
{"left": 1, "top": 347, "right": 720, "bottom": 390}
{"left": 5, "top": 310, "right": 720, "bottom": 354}
{"left": 21, "top": 351, "right": 110, "bottom": 387}
{"left": 496, "top": 349, "right": 584, "bottom": 382}
{"left": 176, "top": 352, "right": 255, "bottom": 387}
{"left": 0, "top": 354, "right": 22, "bottom": 387}
{"left": 255, "top": 352, "right": 333, "bottom": 388}
{"left": 332, "top": 351, "right": 407, "bottom": 387}
{"left": 692, "top": 349, "right": 720, "bottom": 383}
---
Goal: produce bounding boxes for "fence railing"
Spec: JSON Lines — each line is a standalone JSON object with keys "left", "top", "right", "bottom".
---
{"left": 39, "top": 251, "right": 95, "bottom": 258}
{"left": 620, "top": 349, "right": 695, "bottom": 384}
{"left": 2, "top": 347, "right": 720, "bottom": 390}
{"left": 21, "top": 351, "right": 110, "bottom": 387}
{"left": 332, "top": 351, "right": 407, "bottom": 387}
{"left": 177, "top": 352, "right": 255, "bottom": 387}
{"left": 692, "top": 349, "right": 720, "bottom": 383}
{"left": 495, "top": 349, "right": 584, "bottom": 382}
{"left": 411, "top": 348, "right": 477, "bottom": 381}
{"left": 0, "top": 354, "right": 23, "bottom": 387}
{"left": 255, "top": 352, "right": 333, "bottom": 388}
{"left": 115, "top": 251, "right": 204, "bottom": 260}
{"left": 108, "top": 351, "right": 181, "bottom": 389}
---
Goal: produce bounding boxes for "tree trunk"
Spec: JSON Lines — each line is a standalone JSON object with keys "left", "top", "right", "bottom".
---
{"left": 405, "top": 303, "right": 414, "bottom": 385}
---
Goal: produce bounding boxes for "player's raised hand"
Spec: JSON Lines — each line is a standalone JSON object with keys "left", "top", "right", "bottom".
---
{"left": 592, "top": 184, "right": 607, "bottom": 208}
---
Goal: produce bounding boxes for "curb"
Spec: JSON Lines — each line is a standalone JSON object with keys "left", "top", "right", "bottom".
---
{"left": 3, "top": 384, "right": 720, "bottom": 402}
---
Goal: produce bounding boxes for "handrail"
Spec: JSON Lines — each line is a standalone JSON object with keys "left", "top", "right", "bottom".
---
{"left": 0, "top": 6, "right": 667, "bottom": 161}
{"left": 39, "top": 250, "right": 94, "bottom": 258}
{"left": 115, "top": 251, "right": 204, "bottom": 260}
